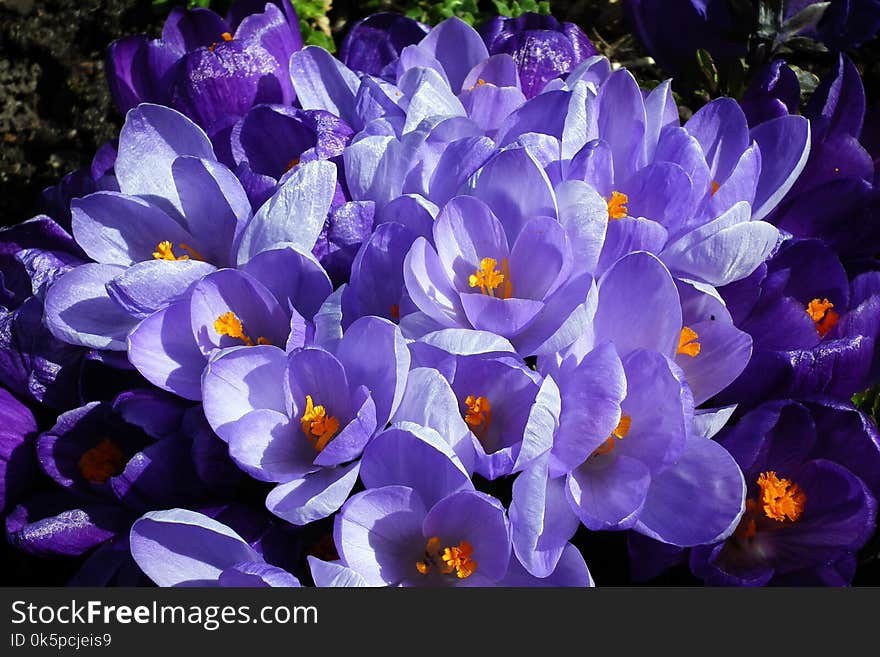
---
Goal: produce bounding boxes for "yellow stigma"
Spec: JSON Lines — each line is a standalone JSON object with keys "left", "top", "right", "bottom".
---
{"left": 806, "top": 298, "right": 839, "bottom": 338}
{"left": 591, "top": 413, "right": 632, "bottom": 458}
{"left": 152, "top": 241, "right": 206, "bottom": 262}
{"left": 606, "top": 191, "right": 629, "bottom": 220}
{"left": 463, "top": 395, "right": 492, "bottom": 436}
{"left": 300, "top": 395, "right": 340, "bottom": 452}
{"left": 213, "top": 311, "right": 270, "bottom": 347}
{"left": 467, "top": 78, "right": 487, "bottom": 92}
{"left": 77, "top": 438, "right": 125, "bottom": 484}
{"left": 468, "top": 257, "right": 512, "bottom": 299}
{"left": 757, "top": 471, "right": 806, "bottom": 522}
{"left": 416, "top": 536, "right": 477, "bottom": 579}
{"left": 677, "top": 326, "right": 701, "bottom": 357}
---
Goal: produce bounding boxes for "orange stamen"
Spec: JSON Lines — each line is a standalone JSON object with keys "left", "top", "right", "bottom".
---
{"left": 417, "top": 536, "right": 477, "bottom": 579}
{"left": 213, "top": 311, "right": 269, "bottom": 347}
{"left": 591, "top": 414, "right": 632, "bottom": 458}
{"left": 469, "top": 257, "right": 511, "bottom": 299}
{"left": 757, "top": 471, "right": 806, "bottom": 522}
{"left": 606, "top": 191, "right": 629, "bottom": 220}
{"left": 677, "top": 326, "right": 701, "bottom": 357}
{"left": 77, "top": 438, "right": 125, "bottom": 484}
{"left": 300, "top": 395, "right": 340, "bottom": 452}
{"left": 806, "top": 298, "right": 839, "bottom": 338}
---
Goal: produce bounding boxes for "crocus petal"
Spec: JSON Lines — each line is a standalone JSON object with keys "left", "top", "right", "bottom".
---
{"left": 236, "top": 159, "right": 337, "bottom": 265}
{"left": 115, "top": 104, "right": 215, "bottom": 216}
{"left": 290, "top": 46, "right": 361, "bottom": 129}
{"left": 500, "top": 542, "right": 593, "bottom": 587}
{"left": 674, "top": 318, "right": 752, "bottom": 406}
{"left": 594, "top": 251, "right": 681, "bottom": 357}
{"left": 750, "top": 115, "right": 811, "bottom": 221}
{"left": 201, "top": 344, "right": 288, "bottom": 439}
{"left": 335, "top": 315, "right": 410, "bottom": 426}
{"left": 468, "top": 147, "right": 557, "bottom": 241}
{"left": 567, "top": 454, "right": 651, "bottom": 531}
{"left": 226, "top": 409, "right": 314, "bottom": 482}
{"left": 127, "top": 301, "right": 205, "bottom": 400}
{"left": 129, "top": 509, "right": 261, "bottom": 587}
{"left": 334, "top": 484, "right": 426, "bottom": 586}
{"left": 307, "top": 556, "right": 370, "bottom": 587}
{"left": 509, "top": 455, "right": 579, "bottom": 577}
{"left": 44, "top": 263, "right": 136, "bottom": 350}
{"left": 218, "top": 561, "right": 301, "bottom": 588}
{"left": 361, "top": 423, "right": 472, "bottom": 508}
{"left": 684, "top": 98, "right": 749, "bottom": 183}
{"left": 106, "top": 259, "right": 216, "bottom": 319}
{"left": 418, "top": 17, "right": 490, "bottom": 92}
{"left": 634, "top": 434, "right": 746, "bottom": 547}
{"left": 265, "top": 461, "right": 361, "bottom": 525}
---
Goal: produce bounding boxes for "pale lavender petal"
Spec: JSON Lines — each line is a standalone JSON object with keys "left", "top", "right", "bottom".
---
{"left": 266, "top": 461, "right": 360, "bottom": 525}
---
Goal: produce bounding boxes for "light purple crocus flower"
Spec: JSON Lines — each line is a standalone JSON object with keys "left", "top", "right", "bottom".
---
{"left": 130, "top": 508, "right": 301, "bottom": 587}
{"left": 327, "top": 424, "right": 592, "bottom": 586}
{"left": 507, "top": 251, "right": 747, "bottom": 577}
{"left": 44, "top": 104, "right": 336, "bottom": 359}
{"left": 200, "top": 316, "right": 410, "bottom": 525}
{"left": 0, "top": 387, "right": 38, "bottom": 516}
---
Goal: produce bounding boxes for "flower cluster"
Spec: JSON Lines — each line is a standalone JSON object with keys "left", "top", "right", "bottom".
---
{"left": 2, "top": 2, "right": 879, "bottom": 587}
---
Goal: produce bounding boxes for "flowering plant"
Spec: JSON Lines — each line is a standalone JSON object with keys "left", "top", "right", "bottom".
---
{"left": 2, "top": 0, "right": 878, "bottom": 588}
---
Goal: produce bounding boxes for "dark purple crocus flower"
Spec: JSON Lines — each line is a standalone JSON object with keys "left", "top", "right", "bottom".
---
{"left": 107, "top": 0, "right": 302, "bottom": 137}
{"left": 689, "top": 398, "right": 880, "bottom": 585}
{"left": 0, "top": 387, "right": 38, "bottom": 516}
{"left": 478, "top": 12, "right": 597, "bottom": 99}
{"left": 6, "top": 390, "right": 240, "bottom": 567}
{"left": 622, "top": 0, "right": 750, "bottom": 78}
{"left": 786, "top": 0, "right": 880, "bottom": 51}
{"left": 339, "top": 12, "right": 430, "bottom": 77}
{"left": 717, "top": 238, "right": 880, "bottom": 407}
{"left": 751, "top": 56, "right": 880, "bottom": 267}
{"left": 0, "top": 216, "right": 91, "bottom": 409}
{"left": 200, "top": 316, "right": 410, "bottom": 525}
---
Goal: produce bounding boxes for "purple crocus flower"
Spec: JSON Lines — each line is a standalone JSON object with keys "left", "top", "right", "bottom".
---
{"left": 200, "top": 316, "right": 410, "bottom": 525}
{"left": 130, "top": 508, "right": 301, "bottom": 587}
{"left": 622, "top": 0, "right": 750, "bottom": 77}
{"left": 508, "top": 252, "right": 747, "bottom": 577}
{"left": 717, "top": 238, "right": 880, "bottom": 408}
{"left": 751, "top": 56, "right": 880, "bottom": 267}
{"left": 478, "top": 12, "right": 598, "bottom": 98}
{"left": 107, "top": 0, "right": 302, "bottom": 137}
{"left": 5, "top": 389, "right": 242, "bottom": 572}
{"left": 399, "top": 149, "right": 597, "bottom": 357}
{"left": 786, "top": 0, "right": 880, "bottom": 51}
{"left": 339, "top": 12, "right": 430, "bottom": 77}
{"left": 328, "top": 424, "right": 593, "bottom": 586}
{"left": 689, "top": 398, "right": 880, "bottom": 586}
{"left": 44, "top": 104, "right": 336, "bottom": 360}
{"left": 0, "top": 216, "right": 90, "bottom": 408}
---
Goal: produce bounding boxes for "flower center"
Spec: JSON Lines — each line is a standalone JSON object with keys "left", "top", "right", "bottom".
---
{"left": 77, "top": 438, "right": 125, "bottom": 484}
{"left": 805, "top": 298, "right": 839, "bottom": 338}
{"left": 213, "top": 311, "right": 270, "bottom": 347}
{"left": 416, "top": 536, "right": 477, "bottom": 579}
{"left": 757, "top": 471, "right": 806, "bottom": 523}
{"left": 463, "top": 395, "right": 492, "bottom": 436}
{"left": 152, "top": 240, "right": 206, "bottom": 262}
{"left": 606, "top": 191, "right": 629, "bottom": 220}
{"left": 677, "top": 326, "right": 701, "bottom": 357}
{"left": 300, "top": 395, "right": 340, "bottom": 452}
{"left": 733, "top": 471, "right": 806, "bottom": 540}
{"left": 469, "top": 257, "right": 512, "bottom": 299}
{"left": 591, "top": 414, "right": 632, "bottom": 458}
